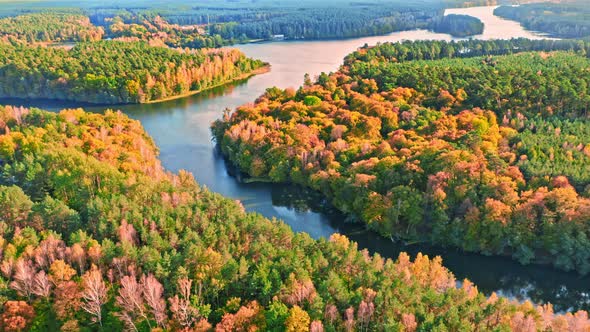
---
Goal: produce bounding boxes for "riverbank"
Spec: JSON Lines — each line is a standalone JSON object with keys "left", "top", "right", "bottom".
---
{"left": 144, "top": 64, "right": 271, "bottom": 104}
{"left": 215, "top": 144, "right": 565, "bottom": 269}
{"left": 0, "top": 65, "right": 271, "bottom": 108}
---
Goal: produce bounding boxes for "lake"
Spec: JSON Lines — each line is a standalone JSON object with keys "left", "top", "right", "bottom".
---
{"left": 2, "top": 5, "right": 588, "bottom": 312}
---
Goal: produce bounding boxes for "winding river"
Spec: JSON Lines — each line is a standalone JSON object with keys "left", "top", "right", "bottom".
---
{"left": 3, "top": 6, "right": 589, "bottom": 312}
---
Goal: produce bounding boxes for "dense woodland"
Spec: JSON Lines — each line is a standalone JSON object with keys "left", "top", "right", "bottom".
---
{"left": 112, "top": 1, "right": 446, "bottom": 41}
{"left": 431, "top": 14, "right": 484, "bottom": 37}
{"left": 106, "top": 15, "right": 236, "bottom": 49}
{"left": 0, "top": 13, "right": 104, "bottom": 44}
{"left": 213, "top": 39, "right": 590, "bottom": 274}
{"left": 0, "top": 41, "right": 265, "bottom": 104}
{"left": 0, "top": 105, "right": 587, "bottom": 330}
{"left": 163, "top": 1, "right": 485, "bottom": 41}
{"left": 1, "top": 2, "right": 590, "bottom": 330}
{"left": 0, "top": 12, "right": 267, "bottom": 104}
{"left": 495, "top": 1, "right": 590, "bottom": 39}
{"left": 0, "top": 1, "right": 489, "bottom": 46}
{"left": 344, "top": 41, "right": 590, "bottom": 118}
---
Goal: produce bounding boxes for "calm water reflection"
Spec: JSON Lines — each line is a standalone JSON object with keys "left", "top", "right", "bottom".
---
{"left": 1, "top": 6, "right": 588, "bottom": 313}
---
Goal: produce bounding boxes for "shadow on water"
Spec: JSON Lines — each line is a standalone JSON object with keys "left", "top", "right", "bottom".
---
{"left": 267, "top": 184, "right": 590, "bottom": 313}
{"left": 0, "top": 78, "right": 253, "bottom": 114}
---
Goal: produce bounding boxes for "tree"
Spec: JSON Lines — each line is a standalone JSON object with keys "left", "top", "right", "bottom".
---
{"left": 169, "top": 278, "right": 202, "bottom": 329}
{"left": 285, "top": 305, "right": 310, "bottom": 332}
{"left": 32, "top": 271, "right": 51, "bottom": 298}
{"left": 10, "top": 259, "right": 35, "bottom": 300}
{"left": 141, "top": 274, "right": 167, "bottom": 328}
{"left": 310, "top": 321, "right": 324, "bottom": 332}
{"left": 265, "top": 300, "right": 289, "bottom": 331}
{"left": 402, "top": 313, "right": 417, "bottom": 332}
{"left": 116, "top": 275, "right": 148, "bottom": 331}
{"left": 53, "top": 281, "right": 81, "bottom": 320}
{"left": 80, "top": 267, "right": 107, "bottom": 326}
{"left": 0, "top": 186, "right": 33, "bottom": 228}
{"left": 0, "top": 301, "right": 35, "bottom": 332}
{"left": 216, "top": 301, "right": 263, "bottom": 331}
{"left": 49, "top": 260, "right": 77, "bottom": 284}
{"left": 33, "top": 196, "right": 80, "bottom": 236}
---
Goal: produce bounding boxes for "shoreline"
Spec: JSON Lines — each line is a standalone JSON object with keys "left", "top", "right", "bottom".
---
{"left": 144, "top": 64, "right": 271, "bottom": 104}
{"left": 214, "top": 142, "right": 582, "bottom": 276}
{"left": 0, "top": 65, "right": 271, "bottom": 108}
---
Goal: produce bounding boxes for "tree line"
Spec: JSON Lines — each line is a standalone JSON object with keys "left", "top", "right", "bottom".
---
{"left": 0, "top": 0, "right": 489, "bottom": 47}
{"left": 105, "top": 14, "right": 242, "bottom": 49}
{"left": 495, "top": 2, "right": 590, "bottom": 39}
{"left": 0, "top": 12, "right": 104, "bottom": 44}
{"left": 431, "top": 14, "right": 484, "bottom": 37}
{"left": 0, "top": 41, "right": 265, "bottom": 104}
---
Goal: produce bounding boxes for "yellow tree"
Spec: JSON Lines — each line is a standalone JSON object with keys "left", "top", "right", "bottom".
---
{"left": 285, "top": 305, "right": 310, "bottom": 332}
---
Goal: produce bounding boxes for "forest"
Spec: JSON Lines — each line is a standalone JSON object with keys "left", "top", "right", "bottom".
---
{"left": 137, "top": 1, "right": 484, "bottom": 42}
{"left": 0, "top": 12, "right": 104, "bottom": 44}
{"left": 213, "top": 38, "right": 590, "bottom": 275}
{"left": 200, "top": 2, "right": 440, "bottom": 42}
{"left": 494, "top": 1, "right": 590, "bottom": 39}
{"left": 105, "top": 15, "right": 237, "bottom": 49}
{"left": 0, "top": 105, "right": 587, "bottom": 330}
{"left": 99, "top": 0, "right": 465, "bottom": 43}
{"left": 0, "top": 41, "right": 266, "bottom": 104}
{"left": 430, "top": 14, "right": 484, "bottom": 37}
{"left": 0, "top": 0, "right": 489, "bottom": 45}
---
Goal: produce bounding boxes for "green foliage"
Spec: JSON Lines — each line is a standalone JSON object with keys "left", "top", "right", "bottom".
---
{"left": 345, "top": 39, "right": 590, "bottom": 118}
{"left": 0, "top": 41, "right": 265, "bottom": 104}
{"left": 431, "top": 14, "right": 484, "bottom": 37}
{"left": 265, "top": 300, "right": 289, "bottom": 331}
{"left": 0, "top": 185, "right": 32, "bottom": 227}
{"left": 514, "top": 116, "right": 590, "bottom": 189}
{"left": 106, "top": 14, "right": 239, "bottom": 48}
{"left": 0, "top": 0, "right": 490, "bottom": 44}
{"left": 214, "top": 39, "right": 590, "bottom": 275}
{"left": 163, "top": 0, "right": 447, "bottom": 41}
{"left": 0, "top": 12, "right": 103, "bottom": 43}
{"left": 303, "top": 96, "right": 322, "bottom": 107}
{"left": 0, "top": 104, "right": 578, "bottom": 330}
{"left": 495, "top": 1, "right": 590, "bottom": 39}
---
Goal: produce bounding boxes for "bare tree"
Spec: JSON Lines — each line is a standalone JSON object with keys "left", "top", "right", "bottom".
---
{"left": 81, "top": 267, "right": 107, "bottom": 326}
{"left": 141, "top": 274, "right": 166, "bottom": 328}
{"left": 32, "top": 271, "right": 51, "bottom": 298}
{"left": 116, "top": 275, "right": 148, "bottom": 331}
{"left": 118, "top": 220, "right": 137, "bottom": 245}
{"left": 10, "top": 259, "right": 35, "bottom": 300}
{"left": 169, "top": 278, "right": 200, "bottom": 329}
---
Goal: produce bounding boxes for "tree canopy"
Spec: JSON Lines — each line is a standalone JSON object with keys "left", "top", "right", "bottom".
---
{"left": 0, "top": 41, "right": 265, "bottom": 104}
{"left": 495, "top": 1, "right": 590, "bottom": 39}
{"left": 0, "top": 105, "right": 586, "bottom": 330}
{"left": 214, "top": 39, "right": 590, "bottom": 274}
{"left": 0, "top": 12, "right": 104, "bottom": 44}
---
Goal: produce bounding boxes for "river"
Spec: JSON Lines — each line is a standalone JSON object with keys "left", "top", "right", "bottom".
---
{"left": 2, "top": 5, "right": 588, "bottom": 312}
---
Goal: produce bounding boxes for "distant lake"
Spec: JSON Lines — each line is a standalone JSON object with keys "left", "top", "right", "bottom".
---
{"left": 3, "top": 5, "right": 588, "bottom": 313}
